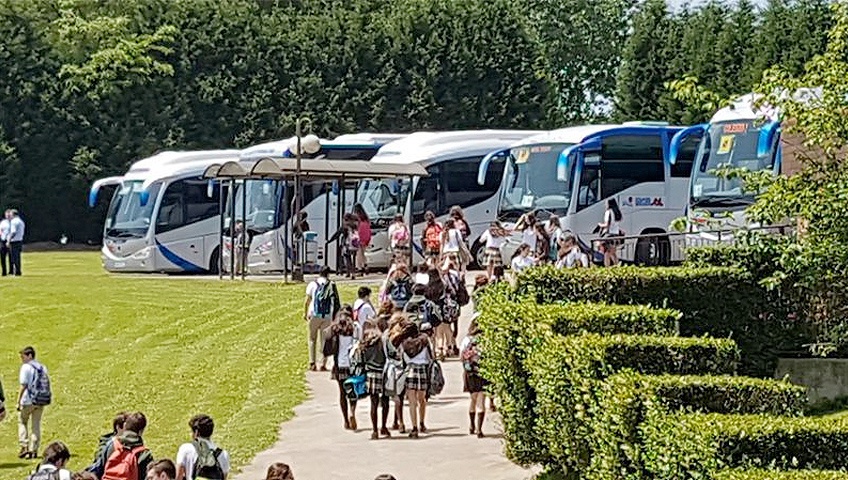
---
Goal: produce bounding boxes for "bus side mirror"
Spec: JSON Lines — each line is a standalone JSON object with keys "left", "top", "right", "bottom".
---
{"left": 579, "top": 137, "right": 603, "bottom": 153}
{"left": 140, "top": 190, "right": 150, "bottom": 207}
{"left": 557, "top": 145, "right": 579, "bottom": 182}
{"left": 668, "top": 124, "right": 708, "bottom": 165}
{"left": 758, "top": 121, "right": 780, "bottom": 157}
{"left": 207, "top": 180, "right": 215, "bottom": 198}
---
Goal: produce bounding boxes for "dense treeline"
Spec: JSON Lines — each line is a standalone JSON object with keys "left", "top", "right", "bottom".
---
{"left": 0, "top": 0, "right": 832, "bottom": 242}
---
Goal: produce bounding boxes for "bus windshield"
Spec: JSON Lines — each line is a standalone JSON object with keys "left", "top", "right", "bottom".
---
{"left": 105, "top": 181, "right": 160, "bottom": 238}
{"left": 356, "top": 178, "right": 411, "bottom": 223}
{"left": 230, "top": 180, "right": 282, "bottom": 233}
{"left": 691, "top": 120, "right": 775, "bottom": 207}
{"left": 500, "top": 143, "right": 574, "bottom": 218}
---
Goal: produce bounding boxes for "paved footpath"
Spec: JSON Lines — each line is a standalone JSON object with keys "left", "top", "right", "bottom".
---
{"left": 232, "top": 279, "right": 538, "bottom": 480}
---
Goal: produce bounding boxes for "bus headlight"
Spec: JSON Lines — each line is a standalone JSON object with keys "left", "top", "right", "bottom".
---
{"left": 131, "top": 246, "right": 153, "bottom": 260}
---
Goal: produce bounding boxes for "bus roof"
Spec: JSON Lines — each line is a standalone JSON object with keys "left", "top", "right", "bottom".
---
{"left": 506, "top": 123, "right": 683, "bottom": 149}
{"left": 125, "top": 151, "right": 240, "bottom": 182}
{"left": 370, "top": 130, "right": 542, "bottom": 166}
{"left": 239, "top": 133, "right": 406, "bottom": 161}
{"left": 710, "top": 89, "right": 821, "bottom": 124}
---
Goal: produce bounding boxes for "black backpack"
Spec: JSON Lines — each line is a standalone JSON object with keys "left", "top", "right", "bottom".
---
{"left": 192, "top": 440, "right": 224, "bottom": 480}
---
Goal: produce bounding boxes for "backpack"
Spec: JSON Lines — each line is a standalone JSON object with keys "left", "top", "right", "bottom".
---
{"left": 392, "top": 225, "right": 410, "bottom": 245}
{"left": 428, "top": 360, "right": 445, "bottom": 397}
{"left": 27, "top": 469, "right": 61, "bottom": 480}
{"left": 102, "top": 438, "right": 148, "bottom": 480}
{"left": 192, "top": 440, "right": 224, "bottom": 480}
{"left": 424, "top": 224, "right": 442, "bottom": 251}
{"left": 313, "top": 281, "right": 339, "bottom": 317}
{"left": 405, "top": 299, "right": 441, "bottom": 328}
{"left": 446, "top": 272, "right": 470, "bottom": 307}
{"left": 388, "top": 278, "right": 412, "bottom": 308}
{"left": 28, "top": 363, "right": 52, "bottom": 406}
{"left": 461, "top": 338, "right": 481, "bottom": 374}
{"left": 347, "top": 229, "right": 361, "bottom": 250}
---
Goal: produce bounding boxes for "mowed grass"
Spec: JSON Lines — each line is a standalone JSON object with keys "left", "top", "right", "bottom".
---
{"left": 0, "top": 252, "right": 354, "bottom": 480}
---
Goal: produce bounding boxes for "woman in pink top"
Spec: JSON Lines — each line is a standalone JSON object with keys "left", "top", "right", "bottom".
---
{"left": 354, "top": 204, "right": 372, "bottom": 274}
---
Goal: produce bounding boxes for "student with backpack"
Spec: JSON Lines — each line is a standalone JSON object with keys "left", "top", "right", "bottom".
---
{"left": 382, "top": 263, "right": 413, "bottom": 310}
{"left": 403, "top": 284, "right": 443, "bottom": 329}
{"left": 420, "top": 211, "right": 442, "bottom": 264}
{"left": 387, "top": 214, "right": 411, "bottom": 266}
{"left": 352, "top": 286, "right": 376, "bottom": 328}
{"left": 326, "top": 311, "right": 361, "bottom": 431}
{"left": 175, "top": 415, "right": 230, "bottom": 480}
{"left": 359, "top": 325, "right": 391, "bottom": 440}
{"left": 17, "top": 346, "right": 52, "bottom": 459}
{"left": 304, "top": 266, "right": 340, "bottom": 372}
{"left": 28, "top": 441, "right": 72, "bottom": 480}
{"left": 449, "top": 205, "right": 471, "bottom": 242}
{"left": 461, "top": 319, "right": 488, "bottom": 438}
{"left": 86, "top": 412, "right": 129, "bottom": 478}
{"left": 401, "top": 322, "right": 433, "bottom": 439}
{"left": 100, "top": 412, "right": 153, "bottom": 480}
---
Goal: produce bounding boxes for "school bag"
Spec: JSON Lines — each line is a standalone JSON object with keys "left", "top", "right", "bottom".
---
{"left": 343, "top": 375, "right": 367, "bottom": 400}
{"left": 28, "top": 363, "right": 52, "bottom": 406}
{"left": 424, "top": 224, "right": 442, "bottom": 251}
{"left": 382, "top": 339, "right": 407, "bottom": 397}
{"left": 102, "top": 438, "right": 148, "bottom": 480}
{"left": 428, "top": 360, "right": 445, "bottom": 397}
{"left": 404, "top": 299, "right": 441, "bottom": 328}
{"left": 461, "top": 338, "right": 481, "bottom": 374}
{"left": 313, "top": 281, "right": 340, "bottom": 317}
{"left": 446, "top": 271, "right": 470, "bottom": 307}
{"left": 191, "top": 440, "right": 225, "bottom": 480}
{"left": 388, "top": 278, "right": 412, "bottom": 308}
{"left": 347, "top": 229, "right": 361, "bottom": 250}
{"left": 26, "top": 469, "right": 61, "bottom": 480}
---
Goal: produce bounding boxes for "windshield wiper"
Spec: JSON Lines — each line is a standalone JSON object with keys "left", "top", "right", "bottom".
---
{"left": 105, "top": 229, "right": 141, "bottom": 239}
{"left": 692, "top": 197, "right": 753, "bottom": 208}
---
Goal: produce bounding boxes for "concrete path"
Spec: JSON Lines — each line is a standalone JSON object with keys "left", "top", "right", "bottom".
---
{"left": 233, "top": 287, "right": 538, "bottom": 480}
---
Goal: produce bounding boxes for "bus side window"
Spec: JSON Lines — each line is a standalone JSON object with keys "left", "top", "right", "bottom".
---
{"left": 600, "top": 135, "right": 664, "bottom": 199}
{"left": 577, "top": 166, "right": 600, "bottom": 211}
{"left": 157, "top": 181, "right": 186, "bottom": 233}
{"left": 412, "top": 166, "right": 441, "bottom": 224}
{"left": 671, "top": 135, "right": 700, "bottom": 178}
{"left": 441, "top": 155, "right": 503, "bottom": 213}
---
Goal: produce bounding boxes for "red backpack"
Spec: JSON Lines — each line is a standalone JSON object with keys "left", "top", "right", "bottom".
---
{"left": 424, "top": 224, "right": 442, "bottom": 251}
{"left": 102, "top": 438, "right": 148, "bottom": 480}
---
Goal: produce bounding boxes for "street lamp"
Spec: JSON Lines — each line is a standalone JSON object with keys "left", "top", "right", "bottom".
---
{"left": 291, "top": 117, "right": 320, "bottom": 281}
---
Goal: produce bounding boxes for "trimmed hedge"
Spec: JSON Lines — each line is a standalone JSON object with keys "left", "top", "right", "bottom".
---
{"left": 515, "top": 265, "right": 810, "bottom": 377}
{"left": 475, "top": 286, "right": 683, "bottom": 466}
{"left": 642, "top": 413, "right": 848, "bottom": 479}
{"left": 714, "top": 469, "right": 848, "bottom": 480}
{"left": 525, "top": 333, "right": 739, "bottom": 475}
{"left": 591, "top": 372, "right": 808, "bottom": 480}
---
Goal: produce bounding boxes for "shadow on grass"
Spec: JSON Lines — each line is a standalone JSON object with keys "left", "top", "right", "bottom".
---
{"left": 0, "top": 462, "right": 31, "bottom": 470}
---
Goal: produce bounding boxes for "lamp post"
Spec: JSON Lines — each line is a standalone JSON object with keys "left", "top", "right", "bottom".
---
{"left": 291, "top": 117, "right": 320, "bottom": 281}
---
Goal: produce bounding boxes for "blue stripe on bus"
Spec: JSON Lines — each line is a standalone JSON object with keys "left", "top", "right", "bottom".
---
{"left": 155, "top": 240, "right": 205, "bottom": 272}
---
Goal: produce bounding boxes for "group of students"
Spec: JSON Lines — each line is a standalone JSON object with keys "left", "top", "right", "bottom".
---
{"left": 330, "top": 204, "right": 374, "bottom": 278}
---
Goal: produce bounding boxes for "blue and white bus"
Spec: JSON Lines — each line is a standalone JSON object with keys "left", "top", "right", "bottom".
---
{"left": 90, "top": 150, "right": 240, "bottom": 273}
{"left": 479, "top": 123, "right": 701, "bottom": 265}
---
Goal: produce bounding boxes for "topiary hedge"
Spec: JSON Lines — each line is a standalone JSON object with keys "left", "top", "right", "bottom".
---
{"left": 515, "top": 265, "right": 810, "bottom": 377}
{"left": 525, "top": 333, "right": 739, "bottom": 476}
{"left": 641, "top": 413, "right": 848, "bottom": 479}
{"left": 714, "top": 469, "right": 848, "bottom": 480}
{"left": 475, "top": 285, "right": 681, "bottom": 466}
{"left": 590, "top": 372, "right": 808, "bottom": 480}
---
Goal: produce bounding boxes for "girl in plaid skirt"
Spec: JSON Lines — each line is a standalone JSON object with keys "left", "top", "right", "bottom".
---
{"left": 402, "top": 324, "right": 433, "bottom": 439}
{"left": 360, "top": 326, "right": 392, "bottom": 440}
{"left": 329, "top": 311, "right": 360, "bottom": 431}
{"left": 479, "top": 221, "right": 507, "bottom": 278}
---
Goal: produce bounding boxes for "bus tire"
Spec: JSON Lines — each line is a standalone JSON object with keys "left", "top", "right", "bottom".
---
{"left": 471, "top": 241, "right": 485, "bottom": 270}
{"left": 635, "top": 234, "right": 670, "bottom": 266}
{"left": 208, "top": 247, "right": 220, "bottom": 274}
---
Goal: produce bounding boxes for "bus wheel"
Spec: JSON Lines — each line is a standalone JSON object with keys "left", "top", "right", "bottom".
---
{"left": 471, "top": 241, "right": 485, "bottom": 270}
{"left": 635, "top": 235, "right": 670, "bottom": 266}
{"left": 208, "top": 247, "right": 220, "bottom": 274}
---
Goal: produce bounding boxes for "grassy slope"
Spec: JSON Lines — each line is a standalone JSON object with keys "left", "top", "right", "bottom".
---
{"left": 0, "top": 252, "right": 351, "bottom": 480}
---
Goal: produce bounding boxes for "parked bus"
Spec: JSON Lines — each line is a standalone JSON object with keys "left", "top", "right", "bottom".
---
{"left": 479, "top": 123, "right": 701, "bottom": 265}
{"left": 223, "top": 133, "right": 407, "bottom": 273}
{"left": 358, "top": 130, "right": 542, "bottom": 269}
{"left": 89, "top": 150, "right": 239, "bottom": 273}
{"left": 668, "top": 93, "right": 805, "bottom": 235}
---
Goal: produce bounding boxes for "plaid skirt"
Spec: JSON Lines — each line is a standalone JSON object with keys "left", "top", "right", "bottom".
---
{"left": 463, "top": 371, "right": 488, "bottom": 393}
{"left": 366, "top": 369, "right": 384, "bottom": 396}
{"left": 485, "top": 247, "right": 503, "bottom": 267}
{"left": 405, "top": 363, "right": 430, "bottom": 392}
{"left": 333, "top": 366, "right": 352, "bottom": 382}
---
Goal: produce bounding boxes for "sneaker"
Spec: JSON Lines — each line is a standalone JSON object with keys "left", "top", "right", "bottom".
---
{"left": 419, "top": 423, "right": 427, "bottom": 433}
{"left": 399, "top": 423, "right": 407, "bottom": 434}
{"left": 409, "top": 428, "right": 419, "bottom": 439}
{"left": 380, "top": 427, "right": 392, "bottom": 437}
{"left": 18, "top": 448, "right": 28, "bottom": 459}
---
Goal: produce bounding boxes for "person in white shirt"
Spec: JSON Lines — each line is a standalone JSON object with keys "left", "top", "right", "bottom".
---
{"left": 387, "top": 213, "right": 411, "bottom": 266}
{"left": 439, "top": 219, "right": 464, "bottom": 269}
{"left": 510, "top": 243, "right": 535, "bottom": 273}
{"left": 513, "top": 212, "right": 538, "bottom": 252}
{"left": 414, "top": 262, "right": 430, "bottom": 286}
{"left": 478, "top": 222, "right": 507, "bottom": 278}
{"left": 555, "top": 235, "right": 590, "bottom": 269}
{"left": 598, "top": 198, "right": 623, "bottom": 267}
{"left": 176, "top": 414, "right": 230, "bottom": 480}
{"left": 0, "top": 209, "right": 10, "bottom": 276}
{"left": 7, "top": 209, "right": 24, "bottom": 276}
{"left": 18, "top": 346, "right": 49, "bottom": 459}
{"left": 328, "top": 313, "right": 360, "bottom": 431}
{"left": 303, "top": 266, "right": 339, "bottom": 371}
{"left": 353, "top": 286, "right": 377, "bottom": 328}
{"left": 33, "top": 441, "right": 72, "bottom": 480}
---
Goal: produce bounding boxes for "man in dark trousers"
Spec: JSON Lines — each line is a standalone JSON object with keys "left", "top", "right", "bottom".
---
{"left": 0, "top": 209, "right": 10, "bottom": 276}
{"left": 7, "top": 209, "right": 24, "bottom": 276}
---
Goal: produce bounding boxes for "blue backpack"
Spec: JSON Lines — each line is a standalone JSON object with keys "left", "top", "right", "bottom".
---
{"left": 313, "top": 281, "right": 339, "bottom": 317}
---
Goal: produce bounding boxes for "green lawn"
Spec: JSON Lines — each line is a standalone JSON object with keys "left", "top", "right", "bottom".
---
{"left": 0, "top": 252, "right": 353, "bottom": 480}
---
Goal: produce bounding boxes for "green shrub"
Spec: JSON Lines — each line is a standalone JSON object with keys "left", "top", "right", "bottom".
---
{"left": 526, "top": 333, "right": 739, "bottom": 476}
{"left": 475, "top": 286, "right": 684, "bottom": 466}
{"left": 590, "top": 372, "right": 807, "bottom": 480}
{"left": 515, "top": 265, "right": 809, "bottom": 377}
{"left": 714, "top": 469, "right": 848, "bottom": 480}
{"left": 641, "top": 413, "right": 848, "bottom": 479}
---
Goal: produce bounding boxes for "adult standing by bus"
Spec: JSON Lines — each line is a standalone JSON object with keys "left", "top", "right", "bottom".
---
{"left": 353, "top": 204, "right": 372, "bottom": 275}
{"left": 0, "top": 209, "right": 10, "bottom": 276}
{"left": 598, "top": 198, "right": 623, "bottom": 267}
{"left": 7, "top": 209, "right": 24, "bottom": 276}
